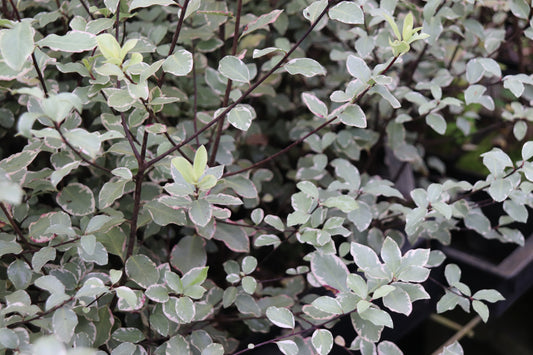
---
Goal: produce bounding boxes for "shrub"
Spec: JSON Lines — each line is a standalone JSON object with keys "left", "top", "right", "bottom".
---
{"left": 1, "top": 0, "right": 532, "bottom": 354}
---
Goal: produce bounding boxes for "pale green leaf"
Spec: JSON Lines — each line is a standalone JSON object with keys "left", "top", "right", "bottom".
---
{"left": 338, "top": 104, "right": 367, "bottom": 127}
{"left": 329, "top": 1, "right": 364, "bottom": 24}
{"left": 38, "top": 31, "right": 96, "bottom": 52}
{"left": 227, "top": 105, "right": 254, "bottom": 131}
{"left": 163, "top": 49, "right": 193, "bottom": 76}
{"left": 125, "top": 254, "right": 159, "bottom": 288}
{"left": 218, "top": 56, "right": 250, "bottom": 83}
{"left": 53, "top": 307, "right": 78, "bottom": 342}
{"left": 0, "top": 21, "right": 34, "bottom": 71}
{"left": 285, "top": 58, "right": 326, "bottom": 77}
{"left": 56, "top": 182, "right": 95, "bottom": 216}
{"left": 266, "top": 306, "right": 295, "bottom": 329}
{"left": 311, "top": 329, "right": 333, "bottom": 355}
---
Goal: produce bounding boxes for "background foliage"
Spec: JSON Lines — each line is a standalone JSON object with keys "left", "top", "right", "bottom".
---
{"left": 1, "top": 0, "right": 533, "bottom": 354}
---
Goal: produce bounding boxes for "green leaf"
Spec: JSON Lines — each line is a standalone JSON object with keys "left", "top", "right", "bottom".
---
{"left": 242, "top": 276, "right": 257, "bottom": 294}
{"left": 522, "top": 141, "right": 533, "bottom": 161}
{"left": 32, "top": 336, "right": 66, "bottom": 355}
{"left": 242, "top": 256, "right": 258, "bottom": 275}
{"left": 350, "top": 242, "right": 381, "bottom": 271}
{"left": 347, "top": 273, "right": 368, "bottom": 298}
{"left": 472, "top": 300, "right": 489, "bottom": 322}
{"left": 426, "top": 113, "right": 446, "bottom": 134}
{"left": 311, "top": 296, "right": 343, "bottom": 314}
{"left": 444, "top": 264, "right": 461, "bottom": 286}
{"left": 402, "top": 13, "right": 414, "bottom": 41}
{"left": 464, "top": 85, "right": 494, "bottom": 110}
{"left": 328, "top": 1, "right": 364, "bottom": 24}
{"left": 193, "top": 145, "right": 208, "bottom": 180}
{"left": 359, "top": 307, "right": 393, "bottom": 328}
{"left": 276, "top": 340, "right": 299, "bottom": 355}
{"left": 202, "top": 343, "right": 225, "bottom": 355}
{"left": 0, "top": 173, "right": 23, "bottom": 205}
{"left": 38, "top": 31, "right": 97, "bottom": 52}
{"left": 171, "top": 156, "right": 196, "bottom": 184}
{"left": 170, "top": 235, "right": 207, "bottom": 273}
{"left": 323, "top": 195, "right": 358, "bottom": 212}
{"left": 53, "top": 307, "right": 78, "bottom": 342}
{"left": 310, "top": 252, "right": 349, "bottom": 292}
{"left": 381, "top": 237, "right": 402, "bottom": 269}
{"left": 285, "top": 58, "right": 326, "bottom": 77}
{"left": 303, "top": 0, "right": 328, "bottom": 23}
{"left": 41, "top": 92, "right": 83, "bottom": 123}
{"left": 377, "top": 341, "right": 403, "bottom": 355}
{"left": 510, "top": 0, "right": 530, "bottom": 19}
{"left": 145, "top": 284, "right": 170, "bottom": 303}
{"left": 383, "top": 287, "right": 412, "bottom": 315}
{"left": 63, "top": 128, "right": 101, "bottom": 159}
{"left": 176, "top": 296, "right": 195, "bottom": 323}
{"left": 112, "top": 328, "right": 145, "bottom": 343}
{"left": 7, "top": 259, "right": 32, "bottom": 290}
{"left": 487, "top": 178, "right": 513, "bottom": 202}
{"left": 125, "top": 254, "right": 159, "bottom": 288}
{"left": 0, "top": 20, "right": 34, "bottom": 71}
{"left": 241, "top": 9, "right": 284, "bottom": 37}
{"left": 213, "top": 222, "right": 250, "bottom": 252}
{"left": 56, "top": 182, "right": 95, "bottom": 216}
{"left": 227, "top": 105, "right": 254, "bottom": 131}
{"left": 96, "top": 33, "right": 122, "bottom": 64}
{"left": 346, "top": 55, "right": 371, "bottom": 83}
{"left": 189, "top": 198, "right": 212, "bottom": 227}
{"left": 373, "top": 285, "right": 395, "bottom": 299}
{"left": 311, "top": 329, "right": 333, "bottom": 355}
{"left": 116, "top": 286, "right": 138, "bottom": 308}
{"left": 130, "top": 0, "right": 174, "bottom": 9}
{"left": 218, "top": 56, "right": 250, "bottom": 83}
{"left": 338, "top": 104, "right": 367, "bottom": 128}
{"left": 99, "top": 179, "right": 128, "bottom": 209}
{"left": 266, "top": 306, "right": 295, "bottom": 329}
{"left": 472, "top": 289, "right": 505, "bottom": 303}
{"left": 0, "top": 328, "right": 19, "bottom": 349}
{"left": 440, "top": 341, "right": 464, "bottom": 355}
{"left": 182, "top": 266, "right": 208, "bottom": 288}
{"left": 163, "top": 49, "right": 193, "bottom": 76}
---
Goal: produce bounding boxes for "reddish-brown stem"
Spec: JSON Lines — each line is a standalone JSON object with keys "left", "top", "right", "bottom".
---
{"left": 192, "top": 43, "right": 200, "bottom": 146}
{"left": 54, "top": 122, "right": 112, "bottom": 174}
{"left": 208, "top": 0, "right": 243, "bottom": 165}
{"left": 158, "top": 0, "right": 190, "bottom": 87}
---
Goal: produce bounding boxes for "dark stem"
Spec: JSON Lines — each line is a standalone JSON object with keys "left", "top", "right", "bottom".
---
{"left": 224, "top": 55, "right": 399, "bottom": 178}
{"left": 208, "top": 0, "right": 243, "bottom": 165}
{"left": 157, "top": 0, "right": 190, "bottom": 87}
{"left": 79, "top": 0, "right": 96, "bottom": 20}
{"left": 145, "top": 1, "right": 337, "bottom": 170}
{"left": 7, "top": 297, "right": 75, "bottom": 329}
{"left": 192, "top": 43, "right": 200, "bottom": 146}
{"left": 54, "top": 122, "right": 112, "bottom": 174}
{"left": 114, "top": 0, "right": 121, "bottom": 41}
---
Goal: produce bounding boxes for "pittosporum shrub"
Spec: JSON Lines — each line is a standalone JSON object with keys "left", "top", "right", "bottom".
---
{"left": 1, "top": 0, "right": 532, "bottom": 353}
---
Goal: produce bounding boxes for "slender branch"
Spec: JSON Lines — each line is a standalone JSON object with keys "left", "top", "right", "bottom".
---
{"left": 119, "top": 112, "right": 143, "bottom": 163}
{"left": 208, "top": 0, "right": 243, "bottom": 165}
{"left": 7, "top": 0, "right": 49, "bottom": 97}
{"left": 192, "top": 43, "right": 200, "bottom": 146}
{"left": 233, "top": 313, "right": 346, "bottom": 355}
{"left": 7, "top": 296, "right": 75, "bottom": 329}
{"left": 0, "top": 202, "right": 25, "bottom": 243}
{"left": 114, "top": 0, "right": 121, "bottom": 41}
{"left": 145, "top": 1, "right": 338, "bottom": 170}
{"left": 79, "top": 0, "right": 95, "bottom": 20}
{"left": 54, "top": 122, "right": 112, "bottom": 174}
{"left": 157, "top": 0, "right": 190, "bottom": 87}
{"left": 223, "top": 55, "right": 400, "bottom": 178}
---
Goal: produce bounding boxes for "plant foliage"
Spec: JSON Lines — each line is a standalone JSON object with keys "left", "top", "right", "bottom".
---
{"left": 0, "top": 0, "right": 532, "bottom": 354}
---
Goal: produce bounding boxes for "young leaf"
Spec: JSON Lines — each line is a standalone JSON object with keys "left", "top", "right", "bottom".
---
{"left": 0, "top": 21, "right": 34, "bottom": 71}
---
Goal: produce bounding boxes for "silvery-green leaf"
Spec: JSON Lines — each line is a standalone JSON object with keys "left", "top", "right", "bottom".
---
{"left": 513, "top": 121, "right": 527, "bottom": 141}
{"left": 241, "top": 9, "right": 284, "bottom": 37}
{"left": 227, "top": 105, "right": 254, "bottom": 131}
{"left": 346, "top": 55, "right": 371, "bottom": 82}
{"left": 444, "top": 264, "right": 461, "bottom": 286}
{"left": 426, "top": 113, "right": 446, "bottom": 134}
{"left": 347, "top": 273, "right": 368, "bottom": 298}
{"left": 53, "top": 307, "right": 78, "bottom": 342}
{"left": 338, "top": 104, "right": 367, "bottom": 128}
{"left": 125, "top": 254, "right": 159, "bottom": 288}
{"left": 303, "top": 0, "right": 328, "bottom": 23}
{"left": 63, "top": 128, "right": 101, "bottom": 159}
{"left": 522, "top": 141, "right": 533, "bottom": 161}
{"left": 0, "top": 328, "right": 19, "bottom": 349}
{"left": 163, "top": 49, "right": 193, "bottom": 76}
{"left": 383, "top": 287, "right": 412, "bottom": 315}
{"left": 472, "top": 289, "right": 504, "bottom": 303}
{"left": 323, "top": 195, "right": 358, "bottom": 212}
{"left": 311, "top": 296, "right": 343, "bottom": 314}
{"left": 359, "top": 307, "right": 393, "bottom": 328}
{"left": 310, "top": 252, "right": 349, "bottom": 292}
{"left": 254, "top": 234, "right": 281, "bottom": 247}
{"left": 285, "top": 58, "right": 326, "bottom": 77}
{"left": 170, "top": 235, "right": 206, "bottom": 273}
{"left": 312, "top": 329, "right": 333, "bottom": 355}
{"left": 266, "top": 306, "right": 295, "bottom": 329}
{"left": 329, "top": 1, "right": 364, "bottom": 24}
{"left": 472, "top": 300, "right": 489, "bottom": 322}
{"left": 201, "top": 343, "right": 224, "bottom": 355}
{"left": 276, "top": 340, "right": 299, "bottom": 355}
{"left": 487, "top": 178, "right": 513, "bottom": 202}
{"left": 176, "top": 296, "right": 195, "bottom": 323}
{"left": 351, "top": 242, "right": 381, "bottom": 271}
{"left": 218, "top": 56, "right": 250, "bottom": 83}
{"left": 189, "top": 199, "right": 212, "bottom": 227}
{"left": 56, "top": 182, "right": 95, "bottom": 216}
{"left": 302, "top": 92, "right": 328, "bottom": 118}
{"left": 38, "top": 31, "right": 96, "bottom": 52}
{"left": 241, "top": 276, "right": 257, "bottom": 294}
{"left": 7, "top": 259, "right": 32, "bottom": 290}
{"left": 145, "top": 284, "right": 169, "bottom": 303}
{"left": 510, "top": 0, "right": 530, "bottom": 19}
{"left": 464, "top": 85, "right": 494, "bottom": 110}
{"left": 0, "top": 20, "right": 34, "bottom": 71}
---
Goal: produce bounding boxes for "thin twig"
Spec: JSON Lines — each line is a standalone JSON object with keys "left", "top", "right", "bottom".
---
{"left": 145, "top": 1, "right": 339, "bottom": 170}
{"left": 158, "top": 0, "right": 190, "bottom": 87}
{"left": 208, "top": 0, "right": 243, "bottom": 165}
